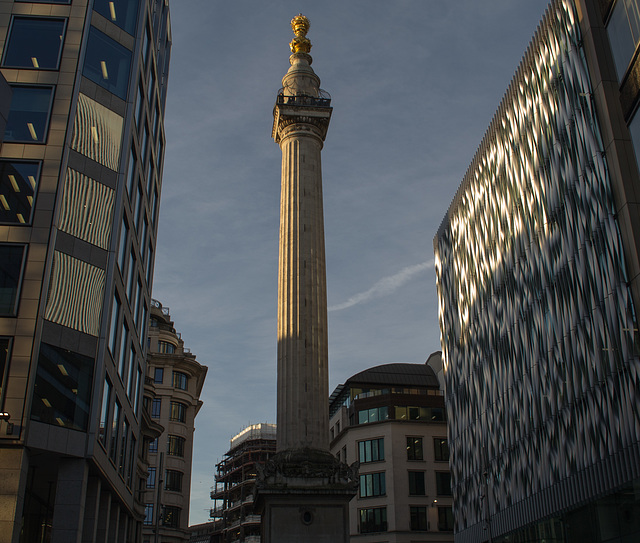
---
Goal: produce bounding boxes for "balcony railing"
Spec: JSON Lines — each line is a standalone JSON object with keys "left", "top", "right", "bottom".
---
{"left": 276, "top": 88, "right": 331, "bottom": 108}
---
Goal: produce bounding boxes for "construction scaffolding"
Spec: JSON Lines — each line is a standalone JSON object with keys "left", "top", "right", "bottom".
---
{"left": 210, "top": 424, "right": 276, "bottom": 543}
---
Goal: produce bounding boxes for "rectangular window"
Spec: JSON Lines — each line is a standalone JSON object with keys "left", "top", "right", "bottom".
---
{"left": 436, "top": 471, "right": 452, "bottom": 496}
{"left": 127, "top": 434, "right": 136, "bottom": 487}
{"left": 83, "top": 27, "right": 132, "bottom": 99}
{"left": 134, "top": 366, "right": 142, "bottom": 415}
{"left": 118, "top": 418, "right": 128, "bottom": 474}
{"left": 358, "top": 406, "right": 388, "bottom": 424}
{"left": 434, "top": 438, "right": 449, "bottom": 462}
{"left": 169, "top": 401, "right": 186, "bottom": 423}
{"left": 127, "top": 346, "right": 137, "bottom": 399}
{"left": 162, "top": 506, "right": 180, "bottom": 528}
{"left": 108, "top": 293, "right": 120, "bottom": 355}
{"left": 30, "top": 343, "right": 95, "bottom": 431}
{"left": 607, "top": 0, "right": 640, "bottom": 82}
{"left": 0, "top": 244, "right": 26, "bottom": 316}
{"left": 0, "top": 161, "right": 40, "bottom": 224}
{"left": 359, "top": 472, "right": 385, "bottom": 498}
{"left": 410, "top": 506, "right": 428, "bottom": 531}
{"left": 154, "top": 367, "right": 163, "bottom": 383}
{"left": 358, "top": 438, "right": 384, "bottom": 463}
{"left": 127, "top": 147, "right": 137, "bottom": 196}
{"left": 99, "top": 377, "right": 111, "bottom": 446}
{"left": 359, "top": 507, "right": 387, "bottom": 534}
{"left": 93, "top": 0, "right": 139, "bottom": 35}
{"left": 3, "top": 17, "right": 66, "bottom": 70}
{"left": 146, "top": 467, "right": 156, "bottom": 488}
{"left": 164, "top": 469, "right": 183, "bottom": 492}
{"left": 148, "top": 437, "right": 158, "bottom": 453}
{"left": 118, "top": 218, "right": 128, "bottom": 274}
{"left": 408, "top": 471, "right": 425, "bottom": 496}
{"left": 158, "top": 341, "right": 175, "bottom": 354}
{"left": 0, "top": 338, "right": 10, "bottom": 404}
{"left": 172, "top": 371, "right": 188, "bottom": 390}
{"left": 118, "top": 322, "right": 128, "bottom": 382}
{"left": 110, "top": 400, "right": 121, "bottom": 460}
{"left": 438, "top": 506, "right": 454, "bottom": 531}
{"left": 167, "top": 435, "right": 185, "bottom": 457}
{"left": 407, "top": 437, "right": 423, "bottom": 460}
{"left": 151, "top": 398, "right": 161, "bottom": 418}
{"left": 5, "top": 85, "right": 54, "bottom": 143}
{"left": 144, "top": 504, "right": 154, "bottom": 526}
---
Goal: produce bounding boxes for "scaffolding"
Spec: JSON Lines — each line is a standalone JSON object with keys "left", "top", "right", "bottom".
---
{"left": 210, "top": 424, "right": 276, "bottom": 543}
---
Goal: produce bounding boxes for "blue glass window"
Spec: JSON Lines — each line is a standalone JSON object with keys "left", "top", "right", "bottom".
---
{"left": 4, "top": 86, "right": 54, "bottom": 143}
{"left": 93, "top": 0, "right": 139, "bottom": 35}
{"left": 0, "top": 161, "right": 40, "bottom": 224}
{"left": 3, "top": 17, "right": 66, "bottom": 69}
{"left": 31, "top": 343, "right": 94, "bottom": 431}
{"left": 607, "top": 0, "right": 640, "bottom": 81}
{"left": 83, "top": 27, "right": 132, "bottom": 100}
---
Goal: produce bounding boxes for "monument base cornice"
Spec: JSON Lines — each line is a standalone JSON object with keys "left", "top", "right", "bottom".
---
{"left": 254, "top": 448, "right": 358, "bottom": 543}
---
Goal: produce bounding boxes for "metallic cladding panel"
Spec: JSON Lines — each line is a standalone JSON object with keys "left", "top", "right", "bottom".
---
{"left": 71, "top": 93, "right": 123, "bottom": 171}
{"left": 45, "top": 251, "right": 106, "bottom": 336}
{"left": 434, "top": 0, "right": 640, "bottom": 538}
{"left": 58, "top": 168, "right": 115, "bottom": 249}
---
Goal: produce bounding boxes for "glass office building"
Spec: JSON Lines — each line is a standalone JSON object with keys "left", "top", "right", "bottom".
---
{"left": 434, "top": 0, "right": 640, "bottom": 541}
{"left": 0, "top": 0, "right": 170, "bottom": 541}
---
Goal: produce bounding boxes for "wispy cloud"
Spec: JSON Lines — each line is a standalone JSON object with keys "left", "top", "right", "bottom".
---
{"left": 329, "top": 260, "right": 434, "bottom": 312}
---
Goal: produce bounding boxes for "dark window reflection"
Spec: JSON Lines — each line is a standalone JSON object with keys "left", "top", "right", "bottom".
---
{"left": 31, "top": 343, "right": 94, "bottom": 431}
{"left": 4, "top": 86, "right": 54, "bottom": 143}
{"left": 3, "top": 17, "right": 66, "bottom": 69}
{"left": 83, "top": 27, "right": 132, "bottom": 100}
{"left": 93, "top": 0, "right": 139, "bottom": 35}
{"left": 0, "top": 161, "right": 40, "bottom": 224}
{"left": 0, "top": 244, "right": 26, "bottom": 315}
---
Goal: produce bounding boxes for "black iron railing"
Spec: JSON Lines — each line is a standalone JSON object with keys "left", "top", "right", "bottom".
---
{"left": 276, "top": 88, "right": 331, "bottom": 108}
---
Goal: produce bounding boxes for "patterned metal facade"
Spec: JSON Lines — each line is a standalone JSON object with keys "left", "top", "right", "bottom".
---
{"left": 434, "top": 1, "right": 640, "bottom": 540}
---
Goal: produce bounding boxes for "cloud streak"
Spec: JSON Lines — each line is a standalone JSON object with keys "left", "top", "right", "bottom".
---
{"left": 329, "top": 260, "right": 434, "bottom": 312}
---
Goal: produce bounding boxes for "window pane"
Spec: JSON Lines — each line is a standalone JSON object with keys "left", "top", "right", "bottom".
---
{"left": 151, "top": 398, "right": 161, "bottom": 418}
{"left": 147, "top": 467, "right": 156, "bottom": 488}
{"left": 0, "top": 338, "right": 11, "bottom": 403}
{"left": 3, "top": 17, "right": 66, "bottom": 69}
{"left": 607, "top": 0, "right": 640, "bottom": 81}
{"left": 83, "top": 27, "right": 132, "bottom": 99}
{"left": 0, "top": 160, "right": 40, "bottom": 225}
{"left": 172, "top": 371, "right": 187, "bottom": 390}
{"left": 99, "top": 378, "right": 111, "bottom": 445}
{"left": 31, "top": 343, "right": 94, "bottom": 431}
{"left": 93, "top": 0, "right": 139, "bottom": 35}
{"left": 5, "top": 86, "right": 54, "bottom": 143}
{"left": 436, "top": 471, "right": 452, "bottom": 495}
{"left": 0, "top": 244, "right": 26, "bottom": 315}
{"left": 154, "top": 367, "right": 163, "bottom": 383}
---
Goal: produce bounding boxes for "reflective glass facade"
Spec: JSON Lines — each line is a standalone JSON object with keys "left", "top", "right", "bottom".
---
{"left": 434, "top": 1, "right": 640, "bottom": 541}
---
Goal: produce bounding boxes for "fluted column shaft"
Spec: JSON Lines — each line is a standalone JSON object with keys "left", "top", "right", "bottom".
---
{"left": 276, "top": 122, "right": 329, "bottom": 452}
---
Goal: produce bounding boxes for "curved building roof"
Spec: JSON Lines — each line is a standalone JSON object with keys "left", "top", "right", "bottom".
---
{"left": 345, "top": 363, "right": 440, "bottom": 389}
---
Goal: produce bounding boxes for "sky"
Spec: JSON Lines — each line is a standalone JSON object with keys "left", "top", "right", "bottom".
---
{"left": 151, "top": 0, "right": 552, "bottom": 525}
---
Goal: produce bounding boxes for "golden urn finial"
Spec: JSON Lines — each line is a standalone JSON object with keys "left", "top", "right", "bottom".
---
{"left": 289, "top": 14, "right": 311, "bottom": 54}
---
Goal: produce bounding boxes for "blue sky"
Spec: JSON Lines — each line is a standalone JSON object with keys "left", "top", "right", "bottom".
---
{"left": 151, "top": 0, "right": 551, "bottom": 525}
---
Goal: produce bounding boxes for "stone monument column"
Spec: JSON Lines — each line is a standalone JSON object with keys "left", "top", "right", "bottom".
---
{"left": 255, "top": 15, "right": 357, "bottom": 543}
{"left": 274, "top": 13, "right": 330, "bottom": 453}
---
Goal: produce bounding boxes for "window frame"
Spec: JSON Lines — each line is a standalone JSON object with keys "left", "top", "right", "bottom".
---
{"left": 2, "top": 16, "right": 67, "bottom": 70}
{"left": 169, "top": 401, "right": 187, "bottom": 423}
{"left": 172, "top": 371, "right": 188, "bottom": 390}
{"left": 406, "top": 436, "right": 424, "bottom": 461}
{"left": 408, "top": 470, "right": 426, "bottom": 496}
{"left": 0, "top": 243, "right": 27, "bottom": 316}
{"left": 434, "top": 437, "right": 449, "bottom": 462}
{"left": 358, "top": 437, "right": 384, "bottom": 463}
{"left": 410, "top": 506, "right": 428, "bottom": 531}
{"left": 0, "top": 160, "right": 42, "bottom": 225}
{"left": 4, "top": 85, "right": 55, "bottom": 144}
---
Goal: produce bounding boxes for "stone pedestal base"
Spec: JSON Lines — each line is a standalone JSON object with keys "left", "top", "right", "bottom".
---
{"left": 255, "top": 448, "right": 358, "bottom": 543}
